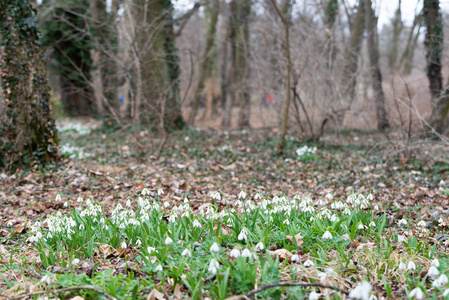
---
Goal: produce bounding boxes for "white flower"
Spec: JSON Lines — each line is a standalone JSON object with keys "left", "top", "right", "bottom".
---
{"left": 398, "top": 219, "right": 407, "bottom": 226}
{"left": 157, "top": 188, "right": 164, "bottom": 196}
{"left": 398, "top": 262, "right": 406, "bottom": 270}
{"left": 255, "top": 242, "right": 264, "bottom": 251}
{"left": 427, "top": 266, "right": 440, "bottom": 277}
{"left": 182, "top": 248, "right": 192, "bottom": 257}
{"left": 210, "top": 242, "right": 220, "bottom": 252}
{"left": 136, "top": 239, "right": 142, "bottom": 246}
{"left": 241, "top": 248, "right": 252, "bottom": 258}
{"left": 155, "top": 264, "right": 163, "bottom": 272}
{"left": 79, "top": 224, "right": 85, "bottom": 230}
{"left": 126, "top": 199, "right": 131, "bottom": 207}
{"left": 192, "top": 219, "right": 201, "bottom": 228}
{"left": 254, "top": 193, "right": 261, "bottom": 200}
{"left": 398, "top": 235, "right": 408, "bottom": 243}
{"left": 6, "top": 220, "right": 13, "bottom": 227}
{"left": 141, "top": 188, "right": 149, "bottom": 196}
{"left": 439, "top": 180, "right": 445, "bottom": 186}
{"left": 431, "top": 258, "right": 440, "bottom": 267}
{"left": 208, "top": 258, "right": 219, "bottom": 274}
{"left": 443, "top": 289, "right": 449, "bottom": 297}
{"left": 439, "top": 217, "right": 444, "bottom": 224}
{"left": 417, "top": 220, "right": 426, "bottom": 227}
{"left": 165, "top": 236, "right": 173, "bottom": 245}
{"left": 72, "top": 258, "right": 80, "bottom": 266}
{"left": 86, "top": 199, "right": 92, "bottom": 206}
{"left": 432, "top": 274, "right": 448, "bottom": 287}
{"left": 322, "top": 231, "right": 333, "bottom": 240}
{"left": 164, "top": 201, "right": 170, "bottom": 208}
{"left": 409, "top": 287, "right": 424, "bottom": 299}
{"left": 121, "top": 241, "right": 127, "bottom": 249}
{"left": 357, "top": 223, "right": 365, "bottom": 230}
{"left": 238, "top": 191, "right": 246, "bottom": 199}
{"left": 147, "top": 246, "right": 157, "bottom": 254}
{"left": 291, "top": 254, "right": 300, "bottom": 262}
{"left": 63, "top": 201, "right": 68, "bottom": 208}
{"left": 40, "top": 275, "right": 52, "bottom": 285}
{"left": 304, "top": 259, "right": 314, "bottom": 267}
{"left": 309, "top": 291, "right": 320, "bottom": 300}
{"left": 348, "top": 281, "right": 372, "bottom": 300}
{"left": 283, "top": 219, "right": 290, "bottom": 225}
{"left": 238, "top": 229, "right": 248, "bottom": 241}
{"left": 230, "top": 249, "right": 241, "bottom": 258}
{"left": 407, "top": 261, "right": 416, "bottom": 271}
{"left": 373, "top": 204, "right": 379, "bottom": 211}
{"left": 212, "top": 192, "right": 221, "bottom": 201}
{"left": 369, "top": 221, "right": 375, "bottom": 227}
{"left": 77, "top": 196, "right": 83, "bottom": 203}
{"left": 55, "top": 194, "right": 61, "bottom": 201}
{"left": 325, "top": 193, "right": 333, "bottom": 201}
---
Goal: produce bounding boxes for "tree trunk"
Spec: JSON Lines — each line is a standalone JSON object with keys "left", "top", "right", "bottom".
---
{"left": 389, "top": 0, "right": 402, "bottom": 72}
{"left": 425, "top": 0, "right": 447, "bottom": 133}
{"left": 365, "top": 0, "right": 389, "bottom": 130}
{"left": 399, "top": 12, "right": 422, "bottom": 75}
{"left": 0, "top": 0, "right": 60, "bottom": 170}
{"left": 189, "top": 0, "right": 220, "bottom": 125}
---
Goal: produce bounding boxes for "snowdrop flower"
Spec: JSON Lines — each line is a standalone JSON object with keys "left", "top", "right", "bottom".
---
{"left": 348, "top": 281, "right": 372, "bottom": 300}
{"left": 409, "top": 287, "right": 424, "bottom": 299}
{"left": 165, "top": 236, "right": 173, "bottom": 245}
{"left": 147, "top": 246, "right": 157, "bottom": 254}
{"left": 431, "top": 258, "right": 440, "bottom": 267}
{"left": 238, "top": 229, "right": 248, "bottom": 241}
{"left": 192, "top": 219, "right": 201, "bottom": 228}
{"left": 85, "top": 198, "right": 92, "bottom": 206}
{"left": 373, "top": 204, "right": 379, "bottom": 211}
{"left": 155, "top": 264, "right": 163, "bottom": 272}
{"left": 121, "top": 241, "right": 127, "bottom": 249}
{"left": 182, "top": 248, "right": 192, "bottom": 257}
{"left": 55, "top": 194, "right": 61, "bottom": 201}
{"left": 136, "top": 239, "right": 142, "bottom": 246}
{"left": 210, "top": 242, "right": 220, "bottom": 252}
{"left": 432, "top": 274, "right": 448, "bottom": 287}
{"left": 238, "top": 191, "right": 246, "bottom": 199}
{"left": 417, "top": 220, "right": 426, "bottom": 227}
{"left": 212, "top": 192, "right": 221, "bottom": 201}
{"left": 309, "top": 291, "right": 320, "bottom": 300}
{"left": 254, "top": 193, "right": 261, "bottom": 200}
{"left": 322, "top": 231, "right": 333, "bottom": 240}
{"left": 230, "top": 249, "right": 241, "bottom": 258}
{"left": 77, "top": 196, "right": 83, "bottom": 203}
{"left": 325, "top": 193, "right": 333, "bottom": 201}
{"left": 398, "top": 235, "right": 408, "bottom": 243}
{"left": 63, "top": 201, "right": 68, "bottom": 208}
{"left": 126, "top": 199, "right": 131, "bottom": 207}
{"left": 439, "top": 180, "right": 445, "bottom": 186}
{"left": 255, "top": 242, "right": 264, "bottom": 251}
{"left": 141, "top": 188, "right": 149, "bottom": 196}
{"left": 398, "top": 262, "right": 406, "bottom": 270}
{"left": 427, "top": 266, "right": 440, "bottom": 277}
{"left": 157, "top": 188, "right": 164, "bottom": 196}
{"left": 369, "top": 221, "right": 375, "bottom": 227}
{"left": 283, "top": 219, "right": 290, "bottom": 225}
{"left": 291, "top": 254, "right": 300, "bottom": 262}
{"left": 6, "top": 220, "right": 13, "bottom": 227}
{"left": 407, "top": 261, "right": 416, "bottom": 271}
{"left": 241, "top": 248, "right": 252, "bottom": 258}
{"left": 79, "top": 224, "right": 84, "bottom": 230}
{"left": 443, "top": 289, "right": 449, "bottom": 297}
{"left": 72, "top": 258, "right": 80, "bottom": 266}
{"left": 398, "top": 219, "right": 407, "bottom": 226}
{"left": 358, "top": 223, "right": 365, "bottom": 230}
{"left": 304, "top": 259, "right": 314, "bottom": 267}
{"left": 40, "top": 275, "right": 52, "bottom": 285}
{"left": 208, "top": 258, "right": 219, "bottom": 274}
{"left": 164, "top": 201, "right": 170, "bottom": 208}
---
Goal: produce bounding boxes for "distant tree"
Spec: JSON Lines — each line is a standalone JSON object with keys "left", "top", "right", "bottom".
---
{"left": 0, "top": 0, "right": 60, "bottom": 170}
{"left": 424, "top": 0, "right": 448, "bottom": 134}
{"left": 365, "top": 0, "right": 389, "bottom": 130}
{"left": 40, "top": 0, "right": 94, "bottom": 116}
{"left": 389, "top": 0, "right": 402, "bottom": 72}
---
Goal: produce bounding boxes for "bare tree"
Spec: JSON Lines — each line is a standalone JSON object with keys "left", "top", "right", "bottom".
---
{"left": 365, "top": 0, "right": 389, "bottom": 129}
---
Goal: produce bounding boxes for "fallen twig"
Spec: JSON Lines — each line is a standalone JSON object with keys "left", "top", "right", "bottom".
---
{"left": 233, "top": 282, "right": 348, "bottom": 299}
{"left": 10, "top": 285, "right": 117, "bottom": 300}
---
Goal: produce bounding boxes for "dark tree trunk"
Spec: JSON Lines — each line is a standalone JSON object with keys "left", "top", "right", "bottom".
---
{"left": 0, "top": 0, "right": 60, "bottom": 170}
{"left": 365, "top": 0, "right": 389, "bottom": 130}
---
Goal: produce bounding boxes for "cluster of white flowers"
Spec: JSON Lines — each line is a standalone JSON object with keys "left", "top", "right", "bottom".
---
{"left": 57, "top": 122, "right": 91, "bottom": 135}
{"left": 296, "top": 146, "right": 317, "bottom": 157}
{"left": 59, "top": 144, "right": 93, "bottom": 159}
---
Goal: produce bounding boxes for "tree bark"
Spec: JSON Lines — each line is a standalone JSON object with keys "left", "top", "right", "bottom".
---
{"left": 389, "top": 0, "right": 402, "bottom": 72}
{"left": 0, "top": 0, "right": 60, "bottom": 170}
{"left": 365, "top": 0, "right": 389, "bottom": 130}
{"left": 399, "top": 12, "right": 422, "bottom": 75}
{"left": 424, "top": 0, "right": 448, "bottom": 133}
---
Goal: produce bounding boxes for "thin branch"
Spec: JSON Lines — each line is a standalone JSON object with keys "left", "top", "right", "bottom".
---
{"left": 10, "top": 285, "right": 117, "bottom": 300}
{"left": 175, "top": 2, "right": 202, "bottom": 36}
{"left": 235, "top": 282, "right": 348, "bottom": 299}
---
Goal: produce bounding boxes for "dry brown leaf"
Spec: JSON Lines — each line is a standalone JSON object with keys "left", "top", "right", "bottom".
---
{"left": 70, "top": 296, "right": 85, "bottom": 300}
{"left": 147, "top": 288, "right": 166, "bottom": 300}
{"left": 286, "top": 232, "right": 303, "bottom": 247}
{"left": 174, "top": 284, "right": 182, "bottom": 299}
{"left": 272, "top": 249, "right": 293, "bottom": 262}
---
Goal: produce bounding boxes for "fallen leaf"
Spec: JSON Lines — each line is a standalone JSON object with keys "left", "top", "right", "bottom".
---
{"left": 286, "top": 232, "right": 303, "bottom": 247}
{"left": 147, "top": 288, "right": 166, "bottom": 300}
{"left": 272, "top": 249, "right": 293, "bottom": 262}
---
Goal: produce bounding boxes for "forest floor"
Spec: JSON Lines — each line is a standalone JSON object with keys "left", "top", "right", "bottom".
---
{"left": 1, "top": 119, "right": 449, "bottom": 300}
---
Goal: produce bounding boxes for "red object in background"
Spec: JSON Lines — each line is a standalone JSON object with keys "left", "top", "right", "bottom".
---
{"left": 264, "top": 94, "right": 274, "bottom": 107}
